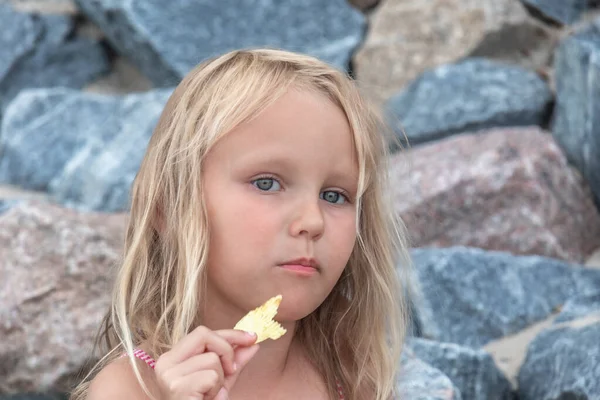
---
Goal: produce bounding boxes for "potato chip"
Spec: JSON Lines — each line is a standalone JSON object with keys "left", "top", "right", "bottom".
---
{"left": 234, "top": 294, "right": 287, "bottom": 343}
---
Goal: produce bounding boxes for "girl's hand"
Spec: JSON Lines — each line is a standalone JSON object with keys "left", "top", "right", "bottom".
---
{"left": 154, "top": 326, "right": 259, "bottom": 400}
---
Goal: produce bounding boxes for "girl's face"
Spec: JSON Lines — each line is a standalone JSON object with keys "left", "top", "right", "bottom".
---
{"left": 202, "top": 88, "right": 358, "bottom": 323}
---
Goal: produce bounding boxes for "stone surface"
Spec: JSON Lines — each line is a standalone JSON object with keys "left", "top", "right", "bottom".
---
{"left": 385, "top": 58, "right": 552, "bottom": 146}
{"left": 74, "top": 0, "right": 365, "bottom": 86}
{"left": 585, "top": 247, "right": 600, "bottom": 268}
{"left": 0, "top": 199, "right": 20, "bottom": 215}
{"left": 348, "top": 0, "right": 380, "bottom": 11}
{"left": 409, "top": 338, "right": 513, "bottom": 400}
{"left": 398, "top": 347, "right": 463, "bottom": 400}
{"left": 8, "top": 0, "right": 78, "bottom": 15}
{"left": 0, "top": 184, "right": 49, "bottom": 202}
{"left": 0, "top": 201, "right": 126, "bottom": 392}
{"left": 521, "top": 0, "right": 589, "bottom": 25}
{"left": 0, "top": 4, "right": 40, "bottom": 82}
{"left": 354, "top": 0, "right": 558, "bottom": 105}
{"left": 518, "top": 319, "right": 600, "bottom": 399}
{"left": 554, "top": 290, "right": 600, "bottom": 323}
{"left": 0, "top": 4, "right": 109, "bottom": 116}
{"left": 552, "top": 18, "right": 600, "bottom": 204}
{"left": 390, "top": 127, "right": 600, "bottom": 263}
{"left": 83, "top": 57, "right": 154, "bottom": 95}
{"left": 0, "top": 394, "right": 67, "bottom": 400}
{"left": 0, "top": 88, "right": 172, "bottom": 212}
{"left": 0, "top": 4, "right": 109, "bottom": 121}
{"left": 482, "top": 315, "right": 556, "bottom": 388}
{"left": 409, "top": 247, "right": 600, "bottom": 347}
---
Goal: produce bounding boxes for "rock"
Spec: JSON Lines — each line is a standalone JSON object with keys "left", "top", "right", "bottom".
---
{"left": 74, "top": 0, "right": 365, "bottom": 86}
{"left": 83, "top": 57, "right": 154, "bottom": 95}
{"left": 0, "top": 199, "right": 20, "bottom": 215}
{"left": 0, "top": 201, "right": 126, "bottom": 392}
{"left": 348, "top": 0, "right": 380, "bottom": 11}
{"left": 398, "top": 347, "right": 463, "bottom": 400}
{"left": 0, "top": 394, "right": 67, "bottom": 400}
{"left": 409, "top": 247, "right": 600, "bottom": 347}
{"left": 521, "top": 0, "right": 589, "bottom": 25}
{"left": 0, "top": 4, "right": 40, "bottom": 82}
{"left": 0, "top": 184, "right": 50, "bottom": 202}
{"left": 518, "top": 318, "right": 600, "bottom": 399}
{"left": 552, "top": 18, "right": 600, "bottom": 204}
{"left": 409, "top": 338, "right": 514, "bottom": 400}
{"left": 8, "top": 0, "right": 78, "bottom": 15}
{"left": 385, "top": 58, "right": 552, "bottom": 146}
{"left": 0, "top": 88, "right": 172, "bottom": 212}
{"left": 586, "top": 248, "right": 600, "bottom": 268}
{"left": 554, "top": 290, "right": 600, "bottom": 323}
{"left": 353, "top": 0, "right": 558, "bottom": 105}
{"left": 390, "top": 127, "right": 600, "bottom": 263}
{"left": 0, "top": 5, "right": 109, "bottom": 122}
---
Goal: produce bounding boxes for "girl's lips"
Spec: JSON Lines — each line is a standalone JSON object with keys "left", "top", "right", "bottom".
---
{"left": 279, "top": 264, "right": 318, "bottom": 275}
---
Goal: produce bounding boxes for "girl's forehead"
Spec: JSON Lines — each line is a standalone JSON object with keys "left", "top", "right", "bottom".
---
{"left": 207, "top": 89, "right": 359, "bottom": 164}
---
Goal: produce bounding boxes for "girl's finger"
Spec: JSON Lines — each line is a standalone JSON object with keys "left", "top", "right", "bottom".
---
{"left": 214, "top": 329, "right": 258, "bottom": 347}
{"left": 156, "top": 327, "right": 257, "bottom": 376}
{"left": 179, "top": 368, "right": 224, "bottom": 399}
{"left": 166, "top": 351, "right": 225, "bottom": 384}
{"left": 157, "top": 326, "right": 233, "bottom": 373}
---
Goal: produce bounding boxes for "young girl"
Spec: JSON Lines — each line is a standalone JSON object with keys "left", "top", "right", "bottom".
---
{"left": 71, "top": 48, "right": 411, "bottom": 400}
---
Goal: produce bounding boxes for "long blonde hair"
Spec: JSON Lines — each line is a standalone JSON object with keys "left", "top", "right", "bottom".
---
{"left": 70, "top": 48, "right": 411, "bottom": 400}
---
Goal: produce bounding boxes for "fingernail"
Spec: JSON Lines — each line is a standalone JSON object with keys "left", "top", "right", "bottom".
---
{"left": 233, "top": 362, "right": 238, "bottom": 371}
{"left": 217, "top": 387, "right": 229, "bottom": 399}
{"left": 245, "top": 331, "right": 256, "bottom": 337}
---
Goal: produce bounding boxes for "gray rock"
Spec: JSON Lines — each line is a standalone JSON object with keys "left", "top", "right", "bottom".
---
{"left": 554, "top": 291, "right": 600, "bottom": 323}
{"left": 409, "top": 338, "right": 514, "bottom": 400}
{"left": 518, "top": 321, "right": 600, "bottom": 400}
{"left": 552, "top": 18, "right": 600, "bottom": 204}
{"left": 0, "top": 199, "right": 20, "bottom": 215}
{"left": 0, "top": 5, "right": 109, "bottom": 120}
{"left": 521, "top": 0, "right": 589, "bottom": 25}
{"left": 410, "top": 247, "right": 600, "bottom": 347}
{"left": 74, "top": 0, "right": 365, "bottom": 86}
{"left": 0, "top": 4, "right": 40, "bottom": 81}
{"left": 398, "top": 347, "right": 463, "bottom": 400}
{"left": 0, "top": 88, "right": 172, "bottom": 211}
{"left": 385, "top": 58, "right": 553, "bottom": 147}
{"left": 0, "top": 394, "right": 67, "bottom": 400}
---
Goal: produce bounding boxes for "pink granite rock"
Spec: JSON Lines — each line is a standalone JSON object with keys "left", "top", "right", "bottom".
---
{"left": 390, "top": 127, "right": 600, "bottom": 262}
{"left": 0, "top": 201, "right": 126, "bottom": 393}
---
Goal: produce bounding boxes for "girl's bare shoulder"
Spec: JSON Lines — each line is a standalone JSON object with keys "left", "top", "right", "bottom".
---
{"left": 86, "top": 356, "right": 157, "bottom": 400}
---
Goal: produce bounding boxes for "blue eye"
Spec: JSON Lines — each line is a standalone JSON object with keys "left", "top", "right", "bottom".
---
{"left": 320, "top": 191, "right": 347, "bottom": 204}
{"left": 252, "top": 176, "right": 350, "bottom": 204}
{"left": 252, "top": 177, "right": 281, "bottom": 191}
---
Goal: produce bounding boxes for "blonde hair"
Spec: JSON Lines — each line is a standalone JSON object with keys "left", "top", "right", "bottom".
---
{"left": 70, "top": 48, "right": 411, "bottom": 400}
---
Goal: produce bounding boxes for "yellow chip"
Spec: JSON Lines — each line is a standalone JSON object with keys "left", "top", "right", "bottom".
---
{"left": 234, "top": 294, "right": 287, "bottom": 343}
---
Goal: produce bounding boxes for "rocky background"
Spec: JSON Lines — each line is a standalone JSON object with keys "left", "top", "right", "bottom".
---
{"left": 1, "top": 0, "right": 600, "bottom": 399}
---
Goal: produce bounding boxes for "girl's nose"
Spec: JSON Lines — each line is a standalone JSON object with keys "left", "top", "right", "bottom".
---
{"left": 289, "top": 197, "right": 325, "bottom": 240}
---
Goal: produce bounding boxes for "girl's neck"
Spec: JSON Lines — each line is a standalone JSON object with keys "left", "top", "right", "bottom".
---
{"left": 200, "top": 300, "right": 305, "bottom": 393}
{"left": 233, "top": 332, "right": 325, "bottom": 399}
